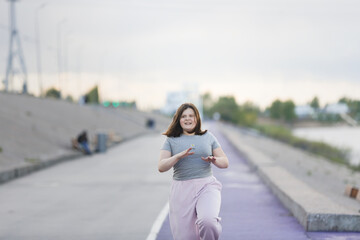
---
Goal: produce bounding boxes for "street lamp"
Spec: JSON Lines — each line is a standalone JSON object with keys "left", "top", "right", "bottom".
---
{"left": 57, "top": 18, "right": 66, "bottom": 97}
{"left": 34, "top": 3, "right": 46, "bottom": 97}
{"left": 63, "top": 31, "right": 73, "bottom": 97}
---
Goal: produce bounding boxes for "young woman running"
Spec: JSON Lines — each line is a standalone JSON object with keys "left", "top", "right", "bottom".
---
{"left": 159, "top": 103, "right": 229, "bottom": 240}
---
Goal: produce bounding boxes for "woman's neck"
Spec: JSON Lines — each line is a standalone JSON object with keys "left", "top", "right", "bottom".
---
{"left": 183, "top": 130, "right": 195, "bottom": 136}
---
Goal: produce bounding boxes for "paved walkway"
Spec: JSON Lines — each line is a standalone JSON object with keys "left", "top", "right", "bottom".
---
{"left": 156, "top": 123, "right": 360, "bottom": 240}
{"left": 0, "top": 134, "right": 171, "bottom": 240}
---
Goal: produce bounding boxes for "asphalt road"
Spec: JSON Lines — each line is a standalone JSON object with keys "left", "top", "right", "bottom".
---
{"left": 0, "top": 133, "right": 171, "bottom": 240}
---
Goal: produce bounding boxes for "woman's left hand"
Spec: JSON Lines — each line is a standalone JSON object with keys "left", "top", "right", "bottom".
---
{"left": 201, "top": 155, "right": 216, "bottom": 163}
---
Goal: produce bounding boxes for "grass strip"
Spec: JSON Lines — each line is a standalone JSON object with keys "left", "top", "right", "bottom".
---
{"left": 252, "top": 124, "right": 359, "bottom": 171}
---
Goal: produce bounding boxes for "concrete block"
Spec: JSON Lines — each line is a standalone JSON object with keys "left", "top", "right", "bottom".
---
{"left": 345, "top": 185, "right": 359, "bottom": 198}
{"left": 350, "top": 187, "right": 359, "bottom": 198}
{"left": 0, "top": 170, "right": 15, "bottom": 184}
{"left": 220, "top": 124, "right": 360, "bottom": 232}
{"left": 344, "top": 185, "right": 353, "bottom": 197}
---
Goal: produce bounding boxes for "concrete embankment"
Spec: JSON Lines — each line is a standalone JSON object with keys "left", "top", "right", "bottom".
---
{"left": 0, "top": 92, "right": 170, "bottom": 184}
{"left": 219, "top": 122, "right": 360, "bottom": 232}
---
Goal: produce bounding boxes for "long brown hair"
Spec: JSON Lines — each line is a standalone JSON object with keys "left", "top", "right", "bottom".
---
{"left": 163, "top": 103, "right": 207, "bottom": 137}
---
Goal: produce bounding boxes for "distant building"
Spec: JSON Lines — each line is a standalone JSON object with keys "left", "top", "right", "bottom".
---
{"left": 162, "top": 91, "right": 188, "bottom": 116}
{"left": 323, "top": 103, "right": 349, "bottom": 115}
{"left": 295, "top": 105, "right": 315, "bottom": 119}
{"left": 161, "top": 84, "right": 203, "bottom": 117}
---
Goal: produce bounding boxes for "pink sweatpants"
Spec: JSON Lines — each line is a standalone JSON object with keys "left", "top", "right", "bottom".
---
{"left": 169, "top": 176, "right": 222, "bottom": 240}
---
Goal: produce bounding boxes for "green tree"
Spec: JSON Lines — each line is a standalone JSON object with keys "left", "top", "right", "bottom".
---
{"left": 269, "top": 99, "right": 282, "bottom": 119}
{"left": 310, "top": 96, "right": 320, "bottom": 110}
{"left": 211, "top": 96, "right": 240, "bottom": 123}
{"left": 282, "top": 100, "right": 296, "bottom": 122}
{"left": 238, "top": 101, "right": 259, "bottom": 126}
{"left": 65, "top": 95, "right": 74, "bottom": 102}
{"left": 45, "top": 88, "right": 61, "bottom": 99}
{"left": 269, "top": 99, "right": 296, "bottom": 122}
{"left": 338, "top": 97, "right": 351, "bottom": 105}
{"left": 202, "top": 92, "right": 214, "bottom": 118}
{"left": 85, "top": 86, "right": 99, "bottom": 104}
{"left": 339, "top": 97, "right": 360, "bottom": 120}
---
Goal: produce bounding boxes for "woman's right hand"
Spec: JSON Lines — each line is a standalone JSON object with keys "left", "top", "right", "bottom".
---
{"left": 176, "top": 147, "right": 194, "bottom": 160}
{"left": 159, "top": 147, "right": 194, "bottom": 173}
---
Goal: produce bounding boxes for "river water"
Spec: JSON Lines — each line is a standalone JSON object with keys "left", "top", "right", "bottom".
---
{"left": 292, "top": 126, "right": 360, "bottom": 166}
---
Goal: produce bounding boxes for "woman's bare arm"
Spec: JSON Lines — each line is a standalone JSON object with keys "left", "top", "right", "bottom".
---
{"left": 158, "top": 148, "right": 194, "bottom": 172}
{"left": 201, "top": 147, "right": 229, "bottom": 169}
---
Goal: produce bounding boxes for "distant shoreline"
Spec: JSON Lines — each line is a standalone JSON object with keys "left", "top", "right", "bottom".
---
{"left": 292, "top": 120, "right": 349, "bottom": 129}
{"left": 257, "top": 116, "right": 350, "bottom": 129}
{"left": 293, "top": 126, "right": 360, "bottom": 166}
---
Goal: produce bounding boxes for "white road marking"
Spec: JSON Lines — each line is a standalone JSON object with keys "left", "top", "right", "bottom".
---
{"left": 146, "top": 202, "right": 169, "bottom": 240}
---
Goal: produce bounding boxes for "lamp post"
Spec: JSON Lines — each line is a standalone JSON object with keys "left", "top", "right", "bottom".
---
{"left": 34, "top": 3, "right": 46, "bottom": 97}
{"left": 63, "top": 31, "right": 73, "bottom": 97}
{"left": 57, "top": 18, "right": 66, "bottom": 97}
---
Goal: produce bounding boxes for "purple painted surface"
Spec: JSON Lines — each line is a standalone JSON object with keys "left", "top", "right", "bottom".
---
{"left": 156, "top": 123, "right": 360, "bottom": 240}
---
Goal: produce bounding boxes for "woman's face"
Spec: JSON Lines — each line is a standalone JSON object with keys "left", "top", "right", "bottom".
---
{"left": 180, "top": 108, "right": 197, "bottom": 134}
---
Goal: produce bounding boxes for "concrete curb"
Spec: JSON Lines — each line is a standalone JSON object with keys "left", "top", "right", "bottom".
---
{"left": 220, "top": 123, "right": 360, "bottom": 232}
{"left": 0, "top": 153, "right": 83, "bottom": 184}
{"left": 0, "top": 130, "right": 156, "bottom": 185}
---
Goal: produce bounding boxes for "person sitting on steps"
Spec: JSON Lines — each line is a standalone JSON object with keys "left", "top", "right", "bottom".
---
{"left": 77, "top": 131, "right": 92, "bottom": 155}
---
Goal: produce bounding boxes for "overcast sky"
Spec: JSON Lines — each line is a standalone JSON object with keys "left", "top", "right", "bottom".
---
{"left": 0, "top": 0, "right": 359, "bottom": 110}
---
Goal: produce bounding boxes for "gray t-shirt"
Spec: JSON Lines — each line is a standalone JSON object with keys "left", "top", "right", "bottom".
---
{"left": 161, "top": 131, "right": 221, "bottom": 181}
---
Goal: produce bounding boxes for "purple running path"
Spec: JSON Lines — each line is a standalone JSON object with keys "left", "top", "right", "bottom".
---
{"left": 156, "top": 123, "right": 360, "bottom": 240}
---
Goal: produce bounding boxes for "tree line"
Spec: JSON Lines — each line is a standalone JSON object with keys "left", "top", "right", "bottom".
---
{"left": 202, "top": 93, "right": 360, "bottom": 126}
{"left": 45, "top": 86, "right": 99, "bottom": 104}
